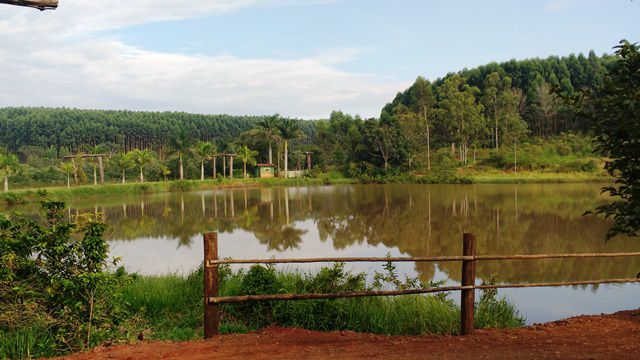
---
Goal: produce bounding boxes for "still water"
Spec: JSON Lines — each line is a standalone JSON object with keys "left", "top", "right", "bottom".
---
{"left": 6, "top": 184, "right": 640, "bottom": 324}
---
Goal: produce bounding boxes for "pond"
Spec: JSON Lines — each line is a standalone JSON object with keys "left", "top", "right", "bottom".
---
{"left": 5, "top": 183, "right": 640, "bottom": 324}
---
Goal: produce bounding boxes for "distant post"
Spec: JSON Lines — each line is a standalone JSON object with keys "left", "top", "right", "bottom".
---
{"left": 461, "top": 233, "right": 476, "bottom": 335}
{"left": 203, "top": 232, "right": 220, "bottom": 338}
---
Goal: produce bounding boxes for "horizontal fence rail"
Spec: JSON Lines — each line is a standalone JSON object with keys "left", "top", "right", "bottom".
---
{"left": 207, "top": 252, "right": 640, "bottom": 266}
{"left": 202, "top": 232, "right": 640, "bottom": 338}
{"left": 209, "top": 285, "right": 473, "bottom": 304}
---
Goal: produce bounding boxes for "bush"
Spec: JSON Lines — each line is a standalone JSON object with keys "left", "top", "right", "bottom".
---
{"left": 0, "top": 201, "right": 132, "bottom": 357}
{"left": 169, "top": 180, "right": 194, "bottom": 192}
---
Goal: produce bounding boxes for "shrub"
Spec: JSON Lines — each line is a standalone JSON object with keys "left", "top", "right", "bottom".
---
{"left": 169, "top": 180, "right": 194, "bottom": 192}
{"left": 0, "top": 201, "right": 132, "bottom": 357}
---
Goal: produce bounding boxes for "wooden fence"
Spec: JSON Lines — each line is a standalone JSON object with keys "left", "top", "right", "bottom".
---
{"left": 202, "top": 232, "right": 640, "bottom": 338}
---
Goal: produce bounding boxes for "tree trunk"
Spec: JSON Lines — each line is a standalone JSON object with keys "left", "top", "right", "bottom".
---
{"left": 229, "top": 156, "right": 234, "bottom": 179}
{"left": 72, "top": 158, "right": 78, "bottom": 186}
{"left": 122, "top": 170, "right": 126, "bottom": 184}
{"left": 179, "top": 153, "right": 184, "bottom": 180}
{"left": 93, "top": 165, "right": 97, "bottom": 186}
{"left": 424, "top": 106, "right": 431, "bottom": 171}
{"left": 4, "top": 176, "right": 8, "bottom": 192}
{"left": 201, "top": 161, "right": 205, "bottom": 181}
{"left": 514, "top": 141, "right": 518, "bottom": 173}
{"left": 495, "top": 115, "right": 499, "bottom": 150}
{"left": 98, "top": 156, "right": 105, "bottom": 184}
{"left": 243, "top": 161, "right": 247, "bottom": 179}
{"left": 140, "top": 167, "right": 144, "bottom": 183}
{"left": 212, "top": 157, "right": 217, "bottom": 179}
{"left": 283, "top": 140, "right": 288, "bottom": 178}
{"left": 67, "top": 173, "right": 71, "bottom": 189}
{"left": 268, "top": 143, "right": 273, "bottom": 165}
{"left": 223, "top": 156, "right": 226, "bottom": 177}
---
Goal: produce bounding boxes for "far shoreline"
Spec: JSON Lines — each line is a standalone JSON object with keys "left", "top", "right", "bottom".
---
{"left": 1, "top": 171, "right": 612, "bottom": 207}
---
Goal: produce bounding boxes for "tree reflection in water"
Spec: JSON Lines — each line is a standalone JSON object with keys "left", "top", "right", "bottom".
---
{"left": 23, "top": 183, "right": 640, "bottom": 285}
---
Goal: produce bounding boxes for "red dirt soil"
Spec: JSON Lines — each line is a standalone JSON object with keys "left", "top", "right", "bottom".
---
{"left": 58, "top": 310, "right": 640, "bottom": 360}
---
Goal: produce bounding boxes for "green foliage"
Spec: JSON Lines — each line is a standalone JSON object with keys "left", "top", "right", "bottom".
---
{"left": 587, "top": 41, "right": 640, "bottom": 239}
{"left": 475, "top": 276, "right": 524, "bottom": 329}
{"left": 209, "top": 263, "right": 523, "bottom": 335}
{"left": 0, "top": 201, "right": 132, "bottom": 357}
{"left": 168, "top": 180, "right": 194, "bottom": 192}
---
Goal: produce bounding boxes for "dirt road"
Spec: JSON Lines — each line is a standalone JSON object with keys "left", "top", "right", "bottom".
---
{"left": 59, "top": 309, "right": 640, "bottom": 360}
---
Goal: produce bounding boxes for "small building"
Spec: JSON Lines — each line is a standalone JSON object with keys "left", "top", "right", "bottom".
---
{"left": 255, "top": 164, "right": 276, "bottom": 178}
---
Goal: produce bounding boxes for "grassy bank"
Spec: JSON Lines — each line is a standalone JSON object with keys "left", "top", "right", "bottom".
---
{"left": 1, "top": 263, "right": 524, "bottom": 358}
{"left": 121, "top": 263, "right": 524, "bottom": 341}
{"left": 1, "top": 170, "right": 610, "bottom": 207}
{"left": 0, "top": 176, "right": 355, "bottom": 205}
{"left": 468, "top": 171, "right": 611, "bottom": 184}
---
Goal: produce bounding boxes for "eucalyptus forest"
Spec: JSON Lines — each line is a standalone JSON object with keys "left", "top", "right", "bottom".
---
{"left": 0, "top": 51, "right": 612, "bottom": 190}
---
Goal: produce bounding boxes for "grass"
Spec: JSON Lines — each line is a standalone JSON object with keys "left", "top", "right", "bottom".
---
{"left": 1, "top": 263, "right": 524, "bottom": 359}
{"left": 468, "top": 170, "right": 611, "bottom": 184}
{"left": 121, "top": 264, "right": 524, "bottom": 341}
{"left": 0, "top": 168, "right": 610, "bottom": 207}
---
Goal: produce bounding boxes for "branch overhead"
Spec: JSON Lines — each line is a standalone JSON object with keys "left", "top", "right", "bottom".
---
{"left": 0, "top": 0, "right": 58, "bottom": 10}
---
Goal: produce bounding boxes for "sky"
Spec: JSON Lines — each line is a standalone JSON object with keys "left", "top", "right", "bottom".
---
{"left": 0, "top": 0, "right": 638, "bottom": 119}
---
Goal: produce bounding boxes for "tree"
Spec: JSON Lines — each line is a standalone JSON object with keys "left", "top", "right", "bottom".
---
{"left": 0, "top": 151, "right": 19, "bottom": 192}
{"left": 88, "top": 146, "right": 103, "bottom": 186}
{"left": 588, "top": 40, "right": 640, "bottom": 239}
{"left": 255, "top": 114, "right": 281, "bottom": 165}
{"left": 411, "top": 76, "right": 436, "bottom": 170}
{"left": 278, "top": 119, "right": 302, "bottom": 178}
{"left": 169, "top": 129, "right": 192, "bottom": 180}
{"left": 363, "top": 115, "right": 406, "bottom": 171}
{"left": 237, "top": 145, "right": 258, "bottom": 179}
{"left": 59, "top": 161, "right": 75, "bottom": 189}
{"left": 191, "top": 141, "right": 213, "bottom": 181}
{"left": 159, "top": 164, "right": 171, "bottom": 182}
{"left": 111, "top": 152, "right": 134, "bottom": 184}
{"left": 131, "top": 149, "right": 153, "bottom": 183}
{"left": 439, "top": 75, "right": 486, "bottom": 163}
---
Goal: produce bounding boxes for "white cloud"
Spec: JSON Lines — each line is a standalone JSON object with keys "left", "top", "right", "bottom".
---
{"left": 0, "top": 0, "right": 401, "bottom": 119}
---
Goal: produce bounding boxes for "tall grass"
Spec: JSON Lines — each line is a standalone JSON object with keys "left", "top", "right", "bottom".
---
{"left": 121, "top": 264, "right": 524, "bottom": 341}
{"left": 0, "top": 327, "right": 56, "bottom": 360}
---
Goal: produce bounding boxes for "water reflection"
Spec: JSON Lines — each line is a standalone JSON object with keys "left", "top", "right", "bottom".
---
{"left": 5, "top": 184, "right": 634, "bottom": 286}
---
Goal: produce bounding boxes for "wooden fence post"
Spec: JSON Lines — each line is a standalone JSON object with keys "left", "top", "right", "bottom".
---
{"left": 204, "top": 232, "right": 220, "bottom": 338}
{"left": 461, "top": 233, "right": 476, "bottom": 335}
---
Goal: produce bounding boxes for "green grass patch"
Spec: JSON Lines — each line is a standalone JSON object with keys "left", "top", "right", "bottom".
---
{"left": 121, "top": 263, "right": 524, "bottom": 341}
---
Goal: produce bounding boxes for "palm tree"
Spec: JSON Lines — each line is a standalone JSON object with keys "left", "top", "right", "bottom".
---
{"left": 278, "top": 118, "right": 302, "bottom": 179}
{"left": 255, "top": 114, "right": 281, "bottom": 165}
{"left": 169, "top": 129, "right": 192, "bottom": 180}
{"left": 112, "top": 152, "right": 134, "bottom": 184}
{"left": 237, "top": 145, "right": 258, "bottom": 179}
{"left": 191, "top": 141, "right": 213, "bottom": 181}
{"left": 89, "top": 145, "right": 102, "bottom": 185}
{"left": 59, "top": 161, "right": 74, "bottom": 189}
{"left": 210, "top": 142, "right": 219, "bottom": 179}
{"left": 0, "top": 151, "right": 19, "bottom": 192}
{"left": 159, "top": 164, "right": 171, "bottom": 182}
{"left": 131, "top": 149, "right": 153, "bottom": 183}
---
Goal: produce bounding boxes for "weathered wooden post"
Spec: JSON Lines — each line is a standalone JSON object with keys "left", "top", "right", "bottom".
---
{"left": 203, "top": 232, "right": 220, "bottom": 338}
{"left": 229, "top": 155, "right": 234, "bottom": 179}
{"left": 461, "top": 233, "right": 476, "bottom": 335}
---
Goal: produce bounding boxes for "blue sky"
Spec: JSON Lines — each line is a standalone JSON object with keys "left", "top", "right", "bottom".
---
{"left": 0, "top": 0, "right": 638, "bottom": 118}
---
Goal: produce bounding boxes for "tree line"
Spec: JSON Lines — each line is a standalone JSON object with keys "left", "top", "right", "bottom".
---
{"left": 0, "top": 50, "right": 614, "bottom": 189}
